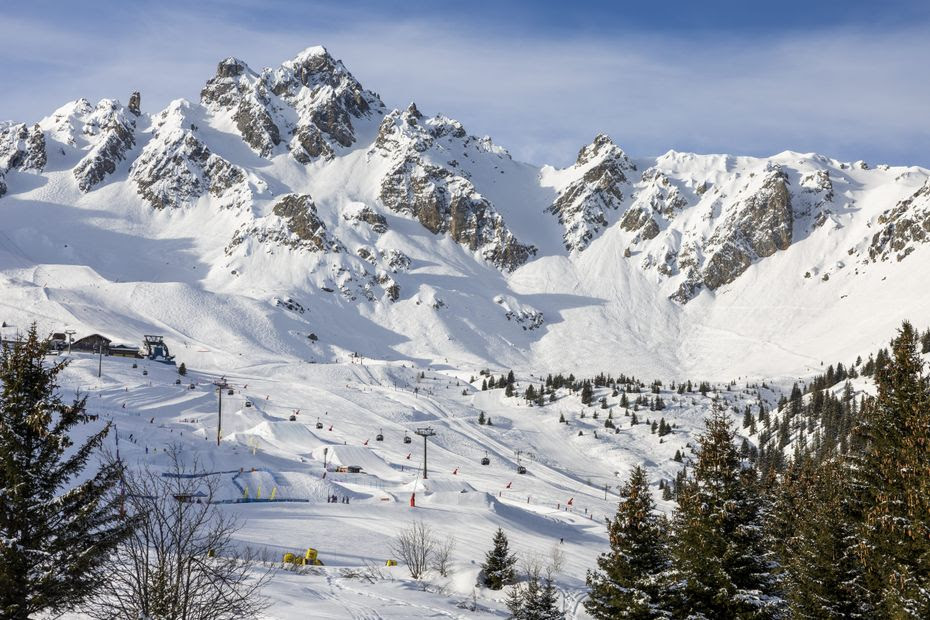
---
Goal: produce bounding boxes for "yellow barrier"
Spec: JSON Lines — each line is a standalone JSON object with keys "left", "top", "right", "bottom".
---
{"left": 385, "top": 559, "right": 398, "bottom": 567}
{"left": 305, "top": 548, "right": 318, "bottom": 562}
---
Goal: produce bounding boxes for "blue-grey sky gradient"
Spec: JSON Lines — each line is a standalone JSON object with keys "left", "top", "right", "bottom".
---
{"left": 2, "top": 0, "right": 929, "bottom": 167}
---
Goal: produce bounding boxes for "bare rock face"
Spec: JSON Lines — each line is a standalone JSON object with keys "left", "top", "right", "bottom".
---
{"left": 270, "top": 194, "right": 338, "bottom": 251}
{"left": 130, "top": 101, "right": 247, "bottom": 210}
{"left": 128, "top": 91, "right": 141, "bottom": 116}
{"left": 227, "top": 193, "right": 340, "bottom": 254}
{"left": 700, "top": 166, "right": 793, "bottom": 292}
{"left": 619, "top": 207, "right": 660, "bottom": 240}
{"left": 869, "top": 181, "right": 930, "bottom": 262}
{"left": 374, "top": 104, "right": 534, "bottom": 271}
{"left": 380, "top": 155, "right": 534, "bottom": 271}
{"left": 72, "top": 99, "right": 137, "bottom": 192}
{"left": 0, "top": 122, "right": 48, "bottom": 196}
{"left": 546, "top": 134, "right": 635, "bottom": 252}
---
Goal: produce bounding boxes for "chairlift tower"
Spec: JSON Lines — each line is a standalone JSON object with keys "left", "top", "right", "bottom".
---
{"left": 213, "top": 377, "right": 229, "bottom": 446}
{"left": 414, "top": 427, "right": 436, "bottom": 479}
{"left": 64, "top": 329, "right": 75, "bottom": 354}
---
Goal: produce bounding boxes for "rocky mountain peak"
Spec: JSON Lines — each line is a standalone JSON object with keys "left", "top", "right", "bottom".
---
{"left": 130, "top": 99, "right": 249, "bottom": 210}
{"left": 546, "top": 134, "right": 637, "bottom": 252}
{"left": 201, "top": 48, "right": 383, "bottom": 162}
{"left": 215, "top": 57, "right": 254, "bottom": 79}
{"left": 575, "top": 133, "right": 629, "bottom": 167}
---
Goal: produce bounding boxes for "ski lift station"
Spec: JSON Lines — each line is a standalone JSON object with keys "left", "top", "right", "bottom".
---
{"left": 143, "top": 335, "right": 175, "bottom": 364}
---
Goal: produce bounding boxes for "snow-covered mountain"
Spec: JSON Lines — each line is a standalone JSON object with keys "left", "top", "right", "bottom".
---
{"left": 2, "top": 45, "right": 929, "bottom": 379}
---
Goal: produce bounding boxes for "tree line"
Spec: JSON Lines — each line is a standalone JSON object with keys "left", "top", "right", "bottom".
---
{"left": 585, "top": 322, "right": 930, "bottom": 619}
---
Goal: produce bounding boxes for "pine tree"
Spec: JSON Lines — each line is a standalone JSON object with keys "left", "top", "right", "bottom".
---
{"left": 534, "top": 573, "right": 565, "bottom": 619}
{"left": 0, "top": 326, "right": 132, "bottom": 619}
{"left": 772, "top": 458, "right": 870, "bottom": 618}
{"left": 482, "top": 379, "right": 488, "bottom": 391}
{"left": 851, "top": 321, "right": 930, "bottom": 617}
{"left": 585, "top": 466, "right": 669, "bottom": 619}
{"left": 505, "top": 383, "right": 515, "bottom": 398}
{"left": 482, "top": 528, "right": 517, "bottom": 590}
{"left": 478, "top": 411, "right": 486, "bottom": 425}
{"left": 507, "top": 569, "right": 565, "bottom": 620}
{"left": 177, "top": 362, "right": 187, "bottom": 376}
{"left": 581, "top": 382, "right": 594, "bottom": 406}
{"left": 668, "top": 409, "right": 782, "bottom": 619}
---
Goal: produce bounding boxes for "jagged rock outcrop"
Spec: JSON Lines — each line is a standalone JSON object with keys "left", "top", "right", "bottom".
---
{"left": 227, "top": 193, "right": 340, "bottom": 254}
{"left": 130, "top": 100, "right": 247, "bottom": 209}
{"left": 868, "top": 181, "right": 930, "bottom": 262}
{"left": 72, "top": 99, "right": 137, "bottom": 192}
{"left": 698, "top": 166, "right": 793, "bottom": 293}
{"left": 546, "top": 134, "right": 635, "bottom": 252}
{"left": 201, "top": 47, "right": 382, "bottom": 161}
{"left": 0, "top": 122, "right": 47, "bottom": 196}
{"left": 374, "top": 104, "right": 534, "bottom": 271}
{"left": 798, "top": 169, "right": 835, "bottom": 227}
{"left": 201, "top": 58, "right": 281, "bottom": 157}
{"left": 619, "top": 207, "right": 660, "bottom": 240}
{"left": 342, "top": 204, "right": 388, "bottom": 234}
{"left": 128, "top": 91, "right": 141, "bottom": 116}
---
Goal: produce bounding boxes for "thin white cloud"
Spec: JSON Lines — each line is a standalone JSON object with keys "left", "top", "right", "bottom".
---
{"left": 1, "top": 7, "right": 928, "bottom": 167}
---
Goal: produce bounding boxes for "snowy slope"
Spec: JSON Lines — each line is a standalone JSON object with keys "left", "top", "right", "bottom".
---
{"left": 50, "top": 347, "right": 781, "bottom": 619}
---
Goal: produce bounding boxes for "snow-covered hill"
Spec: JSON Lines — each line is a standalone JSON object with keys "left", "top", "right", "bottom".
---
{"left": 2, "top": 45, "right": 929, "bottom": 380}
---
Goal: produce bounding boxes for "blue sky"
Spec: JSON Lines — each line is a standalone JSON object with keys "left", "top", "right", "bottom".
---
{"left": 2, "top": 0, "right": 929, "bottom": 166}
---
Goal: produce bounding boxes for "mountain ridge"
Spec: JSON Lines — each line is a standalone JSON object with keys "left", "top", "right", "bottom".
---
{"left": 1, "top": 46, "right": 928, "bottom": 380}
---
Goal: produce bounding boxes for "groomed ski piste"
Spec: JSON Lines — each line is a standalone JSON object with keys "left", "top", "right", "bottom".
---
{"left": 43, "top": 346, "right": 826, "bottom": 619}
